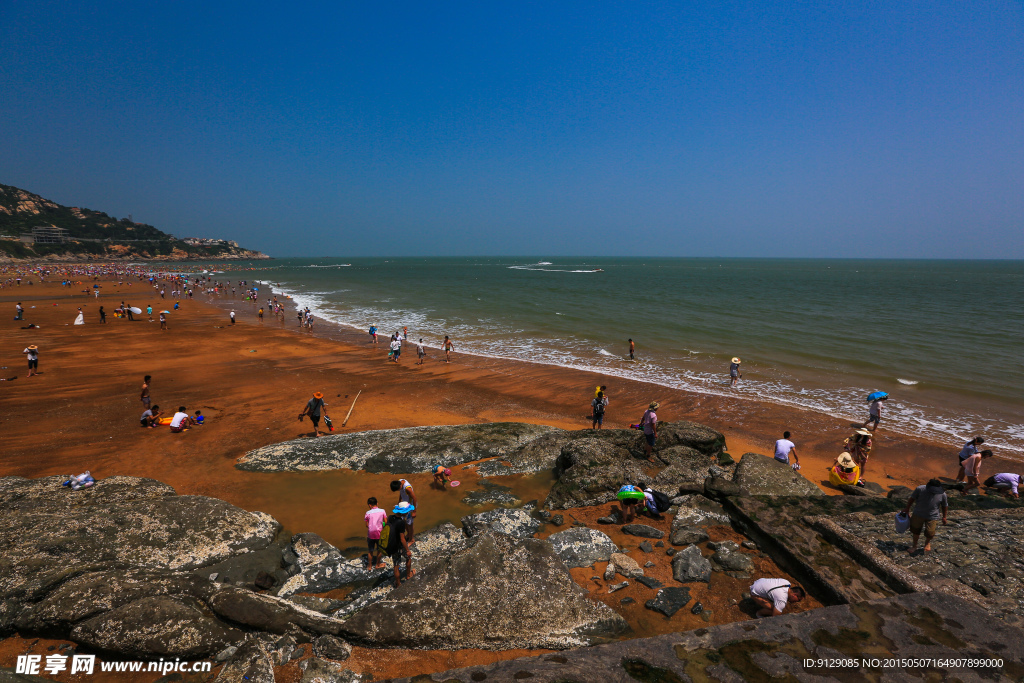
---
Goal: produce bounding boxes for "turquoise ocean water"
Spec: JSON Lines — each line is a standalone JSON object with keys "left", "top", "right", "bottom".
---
{"left": 233, "top": 257, "right": 1022, "bottom": 456}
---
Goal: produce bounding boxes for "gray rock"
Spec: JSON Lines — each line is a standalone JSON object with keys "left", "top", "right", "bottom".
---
{"left": 886, "top": 485, "right": 914, "bottom": 505}
{"left": 546, "top": 527, "right": 618, "bottom": 568}
{"left": 597, "top": 510, "right": 623, "bottom": 524}
{"left": 70, "top": 595, "right": 244, "bottom": 658}
{"left": 644, "top": 587, "right": 691, "bottom": 617}
{"left": 214, "top": 646, "right": 238, "bottom": 663}
{"left": 706, "top": 540, "right": 738, "bottom": 552}
{"left": 298, "top": 657, "right": 365, "bottom": 683}
{"left": 644, "top": 561, "right": 655, "bottom": 568}
{"left": 733, "top": 453, "right": 824, "bottom": 496}
{"left": 550, "top": 514, "right": 564, "bottom": 526}
{"left": 666, "top": 548, "right": 676, "bottom": 556}
{"left": 338, "top": 533, "right": 627, "bottom": 650}
{"left": 671, "top": 495, "right": 731, "bottom": 529}
{"left": 741, "top": 541, "right": 758, "bottom": 550}
{"left": 622, "top": 524, "right": 664, "bottom": 539}
{"left": 619, "top": 597, "right": 634, "bottom": 605}
{"left": 691, "top": 601, "right": 703, "bottom": 615}
{"left": 289, "top": 595, "right": 347, "bottom": 615}
{"left": 215, "top": 636, "right": 274, "bottom": 683}
{"left": 838, "top": 483, "right": 880, "bottom": 497}
{"left": 603, "top": 564, "right": 616, "bottom": 581}
{"left": 651, "top": 446, "right": 716, "bottom": 489}
{"left": 238, "top": 422, "right": 562, "bottom": 473}
{"left": 655, "top": 541, "right": 664, "bottom": 547}
{"left": 670, "top": 527, "right": 709, "bottom": 546}
{"left": 717, "top": 452, "right": 736, "bottom": 466}
{"left": 671, "top": 545, "right": 712, "bottom": 583}
{"left": 313, "top": 634, "right": 352, "bottom": 661}
{"left": 608, "top": 581, "right": 629, "bottom": 593}
{"left": 703, "top": 476, "right": 744, "bottom": 498}
{"left": 461, "top": 508, "right": 540, "bottom": 539}
{"left": 639, "top": 541, "right": 654, "bottom": 553}
{"left": 710, "top": 547, "right": 754, "bottom": 573}
{"left": 544, "top": 438, "right": 650, "bottom": 510}
{"left": 461, "top": 483, "right": 521, "bottom": 507}
{"left": 208, "top": 586, "right": 346, "bottom": 636}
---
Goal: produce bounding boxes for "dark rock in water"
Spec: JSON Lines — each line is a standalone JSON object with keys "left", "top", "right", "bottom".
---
{"left": 704, "top": 476, "right": 744, "bottom": 498}
{"left": 544, "top": 438, "right": 650, "bottom": 510}
{"left": 536, "top": 510, "right": 552, "bottom": 522}
{"left": 461, "top": 508, "right": 541, "bottom": 539}
{"left": 338, "top": 533, "right": 628, "bottom": 650}
{"left": 733, "top": 453, "right": 824, "bottom": 496}
{"left": 671, "top": 545, "right": 711, "bottom": 584}
{"left": 622, "top": 524, "right": 664, "bottom": 539}
{"left": 690, "top": 601, "right": 703, "bottom": 615}
{"left": 238, "top": 422, "right": 562, "bottom": 473}
{"left": 644, "top": 587, "right": 691, "bottom": 617}
{"left": 639, "top": 541, "right": 654, "bottom": 553}
{"left": 550, "top": 514, "right": 564, "bottom": 526}
{"left": 215, "top": 636, "right": 274, "bottom": 683}
{"left": 298, "top": 657, "right": 364, "bottom": 683}
{"left": 670, "top": 527, "right": 709, "bottom": 546}
{"left": 313, "top": 634, "right": 352, "bottom": 661}
{"left": 70, "top": 595, "right": 244, "bottom": 658}
{"left": 208, "top": 586, "right": 346, "bottom": 636}
{"left": 546, "top": 527, "right": 617, "bottom": 568}
{"left": 636, "top": 576, "right": 663, "bottom": 589}
{"left": 717, "top": 451, "right": 736, "bottom": 466}
{"left": 461, "top": 487, "right": 521, "bottom": 508}
{"left": 619, "top": 597, "right": 634, "bottom": 605}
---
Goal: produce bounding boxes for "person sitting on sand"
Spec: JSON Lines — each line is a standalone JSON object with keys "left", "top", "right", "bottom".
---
{"left": 432, "top": 465, "right": 452, "bottom": 488}
{"left": 903, "top": 478, "right": 948, "bottom": 553}
{"left": 985, "top": 473, "right": 1023, "bottom": 499}
{"left": 169, "top": 406, "right": 194, "bottom": 433}
{"left": 749, "top": 578, "right": 805, "bottom": 617}
{"left": 828, "top": 452, "right": 861, "bottom": 487}
{"left": 141, "top": 405, "right": 162, "bottom": 428}
{"left": 955, "top": 437, "right": 985, "bottom": 483}
{"left": 193, "top": 410, "right": 204, "bottom": 425}
{"left": 364, "top": 497, "right": 387, "bottom": 570}
{"left": 961, "top": 450, "right": 994, "bottom": 495}
{"left": 843, "top": 429, "right": 872, "bottom": 485}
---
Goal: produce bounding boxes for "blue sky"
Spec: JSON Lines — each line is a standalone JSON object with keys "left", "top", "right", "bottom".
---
{"left": 2, "top": 1, "right": 1022, "bottom": 258}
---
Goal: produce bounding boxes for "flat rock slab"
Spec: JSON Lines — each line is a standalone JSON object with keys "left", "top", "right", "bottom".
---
{"left": 546, "top": 527, "right": 618, "bottom": 568}
{"left": 237, "top": 422, "right": 561, "bottom": 473}
{"left": 644, "top": 587, "right": 690, "bottom": 617}
{"left": 385, "top": 592, "right": 1024, "bottom": 682}
{"left": 733, "top": 452, "right": 825, "bottom": 496}
{"left": 461, "top": 508, "right": 540, "bottom": 539}
{"left": 621, "top": 524, "right": 664, "bottom": 539}
{"left": 338, "top": 533, "right": 627, "bottom": 650}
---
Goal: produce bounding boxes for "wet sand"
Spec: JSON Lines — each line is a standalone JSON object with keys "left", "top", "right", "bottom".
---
{"left": 1, "top": 272, "right": 1007, "bottom": 680}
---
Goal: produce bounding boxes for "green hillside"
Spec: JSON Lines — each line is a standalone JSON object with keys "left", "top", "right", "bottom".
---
{"left": 0, "top": 183, "right": 268, "bottom": 260}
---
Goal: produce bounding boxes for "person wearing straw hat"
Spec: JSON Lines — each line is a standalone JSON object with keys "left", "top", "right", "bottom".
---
{"left": 23, "top": 344, "right": 39, "bottom": 377}
{"left": 639, "top": 401, "right": 660, "bottom": 461}
{"left": 729, "top": 357, "right": 742, "bottom": 387}
{"left": 828, "top": 452, "right": 861, "bottom": 487}
{"left": 298, "top": 391, "right": 329, "bottom": 437}
{"left": 844, "top": 429, "right": 874, "bottom": 486}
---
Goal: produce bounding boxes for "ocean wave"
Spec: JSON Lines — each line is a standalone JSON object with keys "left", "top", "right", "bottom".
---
{"left": 507, "top": 266, "right": 602, "bottom": 273}
{"left": 898, "top": 378, "right": 919, "bottom": 385}
{"left": 263, "top": 282, "right": 1024, "bottom": 458}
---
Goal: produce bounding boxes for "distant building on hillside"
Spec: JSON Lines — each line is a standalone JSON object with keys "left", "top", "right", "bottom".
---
{"left": 182, "top": 237, "right": 231, "bottom": 247}
{"left": 20, "top": 226, "right": 70, "bottom": 244}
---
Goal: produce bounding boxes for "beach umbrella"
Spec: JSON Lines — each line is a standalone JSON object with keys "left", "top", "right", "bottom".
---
{"left": 160, "top": 310, "right": 171, "bottom": 314}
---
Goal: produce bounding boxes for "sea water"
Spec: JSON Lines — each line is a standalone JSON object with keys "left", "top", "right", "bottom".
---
{"left": 241, "top": 257, "right": 1022, "bottom": 456}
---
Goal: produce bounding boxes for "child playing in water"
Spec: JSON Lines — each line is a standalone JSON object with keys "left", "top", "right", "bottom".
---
{"left": 432, "top": 465, "right": 452, "bottom": 487}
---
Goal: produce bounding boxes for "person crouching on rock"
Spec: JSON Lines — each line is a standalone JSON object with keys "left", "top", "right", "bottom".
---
{"left": 749, "top": 578, "right": 805, "bottom": 617}
{"left": 616, "top": 484, "right": 644, "bottom": 523}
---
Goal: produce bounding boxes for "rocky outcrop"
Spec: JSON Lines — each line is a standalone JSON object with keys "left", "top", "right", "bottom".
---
{"left": 338, "top": 533, "right": 628, "bottom": 650}
{"left": 546, "top": 527, "right": 618, "bottom": 568}
{"left": 732, "top": 453, "right": 824, "bottom": 496}
{"left": 383, "top": 592, "right": 1024, "bottom": 683}
{"left": 543, "top": 438, "right": 651, "bottom": 510}
{"left": 237, "top": 423, "right": 561, "bottom": 473}
{"left": 671, "top": 545, "right": 711, "bottom": 583}
{"left": 0, "top": 475, "right": 280, "bottom": 635}
{"left": 461, "top": 508, "right": 540, "bottom": 539}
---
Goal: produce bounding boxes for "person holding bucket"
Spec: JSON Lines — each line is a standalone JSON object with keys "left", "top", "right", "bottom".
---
{"left": 902, "top": 478, "right": 948, "bottom": 554}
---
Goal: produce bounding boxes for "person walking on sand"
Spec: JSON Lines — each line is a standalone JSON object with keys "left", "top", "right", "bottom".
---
{"left": 125, "top": 303, "right": 134, "bottom": 321}
{"left": 23, "top": 345, "right": 39, "bottom": 377}
{"left": 416, "top": 338, "right": 426, "bottom": 365}
{"left": 369, "top": 325, "right": 378, "bottom": 345}
{"left": 147, "top": 305, "right": 153, "bottom": 322}
{"left": 159, "top": 312, "right": 168, "bottom": 331}
{"left": 389, "top": 335, "right": 402, "bottom": 362}
{"left": 628, "top": 338, "right": 635, "bottom": 360}
{"left": 730, "top": 357, "right": 742, "bottom": 387}
{"left": 903, "top": 479, "right": 948, "bottom": 554}
{"left": 774, "top": 431, "right": 800, "bottom": 470}
{"left": 443, "top": 335, "right": 455, "bottom": 363}
{"left": 99, "top": 306, "right": 106, "bottom": 323}
{"left": 230, "top": 311, "right": 236, "bottom": 324}
{"left": 749, "top": 579, "right": 806, "bottom": 617}
{"left": 591, "top": 391, "right": 609, "bottom": 429}
{"left": 390, "top": 479, "right": 417, "bottom": 543}
{"left": 955, "top": 437, "right": 985, "bottom": 483}
{"left": 15, "top": 302, "right": 23, "bottom": 320}
{"left": 639, "top": 402, "right": 659, "bottom": 461}
{"left": 141, "top": 376, "right": 152, "bottom": 409}
{"left": 862, "top": 394, "right": 887, "bottom": 432}
{"left": 258, "top": 307, "right": 264, "bottom": 322}
{"left": 961, "top": 450, "right": 994, "bottom": 495}
{"left": 298, "top": 391, "right": 329, "bottom": 437}
{"left": 364, "top": 497, "right": 387, "bottom": 570}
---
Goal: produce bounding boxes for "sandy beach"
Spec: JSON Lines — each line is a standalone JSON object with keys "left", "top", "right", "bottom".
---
{"left": 1, "top": 267, "right": 1014, "bottom": 680}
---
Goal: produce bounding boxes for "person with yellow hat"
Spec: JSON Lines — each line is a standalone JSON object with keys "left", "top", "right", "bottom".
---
{"left": 729, "top": 357, "right": 742, "bottom": 387}
{"left": 23, "top": 344, "right": 39, "bottom": 377}
{"left": 298, "top": 391, "right": 329, "bottom": 437}
{"left": 829, "top": 452, "right": 861, "bottom": 487}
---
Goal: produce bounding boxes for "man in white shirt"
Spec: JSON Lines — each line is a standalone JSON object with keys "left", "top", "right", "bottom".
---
{"left": 774, "top": 431, "right": 800, "bottom": 469}
{"left": 169, "top": 406, "right": 194, "bottom": 433}
{"left": 750, "top": 578, "right": 806, "bottom": 617}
